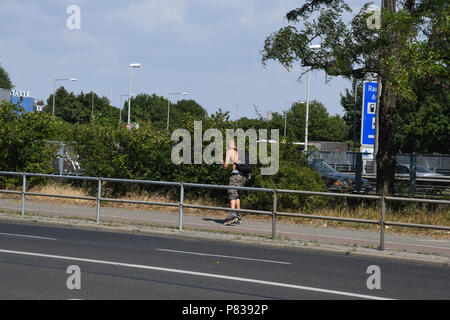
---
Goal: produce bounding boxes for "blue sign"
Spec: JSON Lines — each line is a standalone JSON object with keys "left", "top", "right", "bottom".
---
{"left": 11, "top": 96, "right": 36, "bottom": 113}
{"left": 360, "top": 81, "right": 378, "bottom": 146}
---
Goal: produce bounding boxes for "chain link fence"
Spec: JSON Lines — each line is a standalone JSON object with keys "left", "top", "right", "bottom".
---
{"left": 310, "top": 151, "right": 450, "bottom": 175}
{"left": 308, "top": 151, "right": 450, "bottom": 197}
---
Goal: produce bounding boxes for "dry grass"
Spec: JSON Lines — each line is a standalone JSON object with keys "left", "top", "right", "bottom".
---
{"left": 274, "top": 204, "right": 449, "bottom": 239}
{"left": 1, "top": 182, "right": 448, "bottom": 239}
{"left": 22, "top": 182, "right": 227, "bottom": 217}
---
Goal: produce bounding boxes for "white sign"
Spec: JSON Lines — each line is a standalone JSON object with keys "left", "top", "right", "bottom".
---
{"left": 11, "top": 90, "right": 30, "bottom": 97}
{"left": 361, "top": 146, "right": 374, "bottom": 160}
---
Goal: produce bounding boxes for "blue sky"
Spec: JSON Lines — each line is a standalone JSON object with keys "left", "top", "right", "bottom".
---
{"left": 0, "top": 0, "right": 371, "bottom": 119}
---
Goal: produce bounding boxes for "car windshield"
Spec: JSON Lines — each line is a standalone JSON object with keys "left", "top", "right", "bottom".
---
{"left": 311, "top": 159, "right": 338, "bottom": 174}
{"left": 396, "top": 165, "right": 409, "bottom": 174}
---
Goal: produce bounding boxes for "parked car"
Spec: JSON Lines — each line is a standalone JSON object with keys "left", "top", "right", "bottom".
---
{"left": 395, "top": 164, "right": 443, "bottom": 177}
{"left": 309, "top": 159, "right": 373, "bottom": 193}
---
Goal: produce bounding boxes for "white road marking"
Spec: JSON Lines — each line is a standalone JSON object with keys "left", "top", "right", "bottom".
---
{"left": 0, "top": 248, "right": 393, "bottom": 300}
{"left": 156, "top": 248, "right": 291, "bottom": 265}
{"left": 0, "top": 232, "right": 57, "bottom": 241}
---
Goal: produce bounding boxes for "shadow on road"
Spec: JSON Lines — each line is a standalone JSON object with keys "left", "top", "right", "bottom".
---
{"left": 202, "top": 218, "right": 225, "bottom": 225}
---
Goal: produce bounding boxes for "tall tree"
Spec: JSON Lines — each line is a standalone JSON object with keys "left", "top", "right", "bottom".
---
{"left": 0, "top": 64, "right": 13, "bottom": 89}
{"left": 77, "top": 91, "right": 117, "bottom": 125}
{"left": 395, "top": 80, "right": 450, "bottom": 154}
{"left": 125, "top": 93, "right": 208, "bottom": 129}
{"left": 285, "top": 101, "right": 348, "bottom": 142}
{"left": 340, "top": 79, "right": 363, "bottom": 146}
{"left": 262, "top": 0, "right": 449, "bottom": 195}
{"left": 44, "top": 87, "right": 87, "bottom": 123}
{"left": 44, "top": 89, "right": 120, "bottom": 125}
{"left": 170, "top": 99, "right": 208, "bottom": 129}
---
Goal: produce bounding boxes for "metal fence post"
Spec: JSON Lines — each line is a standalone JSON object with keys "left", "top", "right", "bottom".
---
{"left": 59, "top": 142, "right": 65, "bottom": 176}
{"left": 179, "top": 183, "right": 184, "bottom": 231}
{"left": 272, "top": 189, "right": 277, "bottom": 240}
{"left": 96, "top": 178, "right": 102, "bottom": 223}
{"left": 410, "top": 153, "right": 416, "bottom": 196}
{"left": 355, "top": 152, "right": 362, "bottom": 193}
{"left": 21, "top": 173, "right": 26, "bottom": 217}
{"left": 379, "top": 195, "right": 386, "bottom": 251}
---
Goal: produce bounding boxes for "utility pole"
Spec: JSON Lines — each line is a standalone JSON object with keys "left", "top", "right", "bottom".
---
{"left": 353, "top": 79, "right": 358, "bottom": 152}
{"left": 91, "top": 92, "right": 94, "bottom": 120}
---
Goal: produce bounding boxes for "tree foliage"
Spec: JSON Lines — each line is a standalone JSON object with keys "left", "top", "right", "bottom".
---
{"left": 340, "top": 78, "right": 449, "bottom": 154}
{"left": 340, "top": 79, "right": 363, "bottom": 144}
{"left": 395, "top": 80, "right": 450, "bottom": 154}
{"left": 123, "top": 93, "right": 208, "bottom": 130}
{"left": 0, "top": 64, "right": 13, "bottom": 90}
{"left": 44, "top": 88, "right": 119, "bottom": 125}
{"left": 286, "top": 101, "right": 348, "bottom": 142}
{"left": 235, "top": 101, "right": 347, "bottom": 143}
{"left": 261, "top": 0, "right": 449, "bottom": 195}
{"left": 66, "top": 110, "right": 326, "bottom": 209}
{"left": 0, "top": 101, "right": 59, "bottom": 176}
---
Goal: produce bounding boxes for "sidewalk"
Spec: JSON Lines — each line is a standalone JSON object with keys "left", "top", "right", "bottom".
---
{"left": 0, "top": 198, "right": 449, "bottom": 263}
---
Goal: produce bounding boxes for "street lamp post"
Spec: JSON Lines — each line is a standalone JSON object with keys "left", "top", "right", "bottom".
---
{"left": 167, "top": 92, "right": 188, "bottom": 130}
{"left": 119, "top": 94, "right": 134, "bottom": 126}
{"left": 127, "top": 63, "right": 141, "bottom": 126}
{"left": 304, "top": 70, "right": 312, "bottom": 151}
{"left": 304, "top": 44, "right": 321, "bottom": 151}
{"left": 52, "top": 78, "right": 77, "bottom": 116}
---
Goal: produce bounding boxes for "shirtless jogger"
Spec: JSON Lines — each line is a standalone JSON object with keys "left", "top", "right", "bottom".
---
{"left": 222, "top": 140, "right": 248, "bottom": 225}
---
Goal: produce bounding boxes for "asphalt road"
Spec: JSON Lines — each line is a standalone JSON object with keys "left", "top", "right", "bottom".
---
{"left": 0, "top": 221, "right": 449, "bottom": 301}
{"left": 1, "top": 198, "right": 449, "bottom": 255}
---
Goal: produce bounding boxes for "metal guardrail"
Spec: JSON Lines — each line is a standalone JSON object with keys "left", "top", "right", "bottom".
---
{"left": 0, "top": 171, "right": 449, "bottom": 251}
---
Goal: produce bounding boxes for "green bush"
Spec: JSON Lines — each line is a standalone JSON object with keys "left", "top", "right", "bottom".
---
{"left": 67, "top": 113, "right": 327, "bottom": 210}
{"left": 0, "top": 101, "right": 59, "bottom": 187}
{"left": 0, "top": 100, "right": 329, "bottom": 211}
{"left": 69, "top": 113, "right": 231, "bottom": 198}
{"left": 242, "top": 143, "right": 329, "bottom": 212}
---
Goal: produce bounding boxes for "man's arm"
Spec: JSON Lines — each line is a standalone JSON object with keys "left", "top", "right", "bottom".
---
{"left": 223, "top": 149, "right": 231, "bottom": 168}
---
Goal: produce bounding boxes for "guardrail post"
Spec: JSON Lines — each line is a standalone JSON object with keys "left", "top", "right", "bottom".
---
{"left": 409, "top": 153, "right": 416, "bottom": 196}
{"left": 355, "top": 152, "right": 362, "bottom": 193}
{"left": 21, "top": 173, "right": 26, "bottom": 217}
{"left": 179, "top": 183, "right": 184, "bottom": 231}
{"left": 96, "top": 178, "right": 102, "bottom": 223}
{"left": 379, "top": 195, "right": 386, "bottom": 251}
{"left": 58, "top": 142, "right": 65, "bottom": 176}
{"left": 272, "top": 189, "right": 277, "bottom": 240}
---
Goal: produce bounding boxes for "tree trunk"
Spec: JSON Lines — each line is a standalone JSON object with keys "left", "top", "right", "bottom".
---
{"left": 376, "top": 0, "right": 397, "bottom": 196}
{"left": 376, "top": 80, "right": 397, "bottom": 196}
